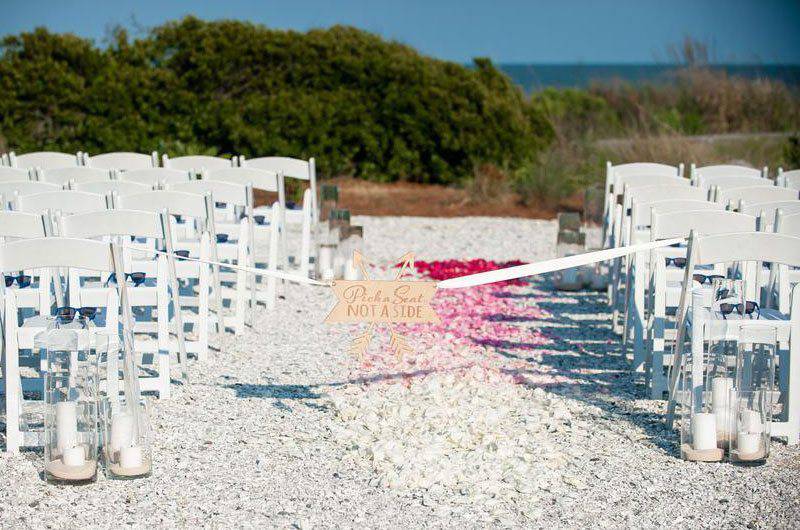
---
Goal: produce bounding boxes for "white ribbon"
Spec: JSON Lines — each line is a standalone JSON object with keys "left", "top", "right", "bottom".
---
{"left": 122, "top": 245, "right": 329, "bottom": 286}
{"left": 437, "top": 237, "right": 687, "bottom": 289}
{"left": 124, "top": 236, "right": 686, "bottom": 290}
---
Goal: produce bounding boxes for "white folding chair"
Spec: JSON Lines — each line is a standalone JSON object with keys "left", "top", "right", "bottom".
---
{"left": 239, "top": 156, "right": 318, "bottom": 223}
{"left": 162, "top": 154, "right": 234, "bottom": 172}
{"left": 607, "top": 175, "right": 690, "bottom": 331}
{"left": 36, "top": 167, "right": 112, "bottom": 186}
{"left": 168, "top": 179, "right": 264, "bottom": 330}
{"left": 623, "top": 199, "right": 725, "bottom": 369}
{"left": 777, "top": 168, "right": 800, "bottom": 190}
{"left": 668, "top": 231, "right": 800, "bottom": 444}
{"left": 1, "top": 237, "right": 133, "bottom": 452}
{"left": 0, "top": 181, "right": 62, "bottom": 209}
{"left": 83, "top": 152, "right": 158, "bottom": 171}
{"left": 602, "top": 162, "right": 683, "bottom": 249}
{"left": 0, "top": 167, "right": 33, "bottom": 183}
{"left": 203, "top": 167, "right": 294, "bottom": 288}
{"left": 71, "top": 180, "right": 152, "bottom": 199}
{"left": 647, "top": 210, "right": 757, "bottom": 399}
{"left": 58, "top": 209, "right": 188, "bottom": 397}
{"left": 9, "top": 151, "right": 81, "bottom": 170}
{"left": 116, "top": 191, "right": 221, "bottom": 360}
{"left": 116, "top": 168, "right": 193, "bottom": 188}
{"left": 715, "top": 186, "right": 798, "bottom": 210}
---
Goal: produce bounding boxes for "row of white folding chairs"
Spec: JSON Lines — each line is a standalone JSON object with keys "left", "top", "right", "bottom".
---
{"left": 604, "top": 163, "right": 784, "bottom": 331}
{"left": 1, "top": 150, "right": 318, "bottom": 220}
{"left": 664, "top": 228, "right": 800, "bottom": 444}
{"left": 1, "top": 185, "right": 281, "bottom": 351}
{"left": 628, "top": 207, "right": 800, "bottom": 401}
{"left": 0, "top": 236, "right": 145, "bottom": 452}
{"left": 1, "top": 163, "right": 314, "bottom": 278}
{"left": 619, "top": 182, "right": 800, "bottom": 366}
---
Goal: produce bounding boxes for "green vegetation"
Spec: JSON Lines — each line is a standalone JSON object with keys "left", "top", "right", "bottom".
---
{"left": 0, "top": 18, "right": 552, "bottom": 184}
{"left": 1, "top": 21, "right": 797, "bottom": 208}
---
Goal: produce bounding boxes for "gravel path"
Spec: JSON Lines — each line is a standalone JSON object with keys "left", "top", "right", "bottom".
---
{"left": 1, "top": 216, "right": 798, "bottom": 528}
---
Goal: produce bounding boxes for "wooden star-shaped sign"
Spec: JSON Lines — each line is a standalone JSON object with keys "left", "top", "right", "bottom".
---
{"left": 325, "top": 251, "right": 439, "bottom": 358}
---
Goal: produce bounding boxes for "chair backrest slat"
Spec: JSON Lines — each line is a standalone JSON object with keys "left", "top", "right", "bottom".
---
{"left": 73, "top": 180, "right": 152, "bottom": 196}
{"left": 691, "top": 231, "right": 800, "bottom": 267}
{"left": 782, "top": 169, "right": 800, "bottom": 190}
{"left": 37, "top": 167, "right": 112, "bottom": 185}
{"left": 117, "top": 168, "right": 192, "bottom": 186}
{"left": 239, "top": 156, "right": 311, "bottom": 180}
{"left": 168, "top": 180, "right": 250, "bottom": 206}
{"left": 0, "top": 237, "right": 114, "bottom": 272}
{"left": 84, "top": 151, "right": 157, "bottom": 170}
{"left": 15, "top": 190, "right": 107, "bottom": 214}
{"left": 163, "top": 154, "right": 234, "bottom": 171}
{"left": 203, "top": 167, "right": 280, "bottom": 192}
{"left": 632, "top": 199, "right": 722, "bottom": 226}
{"left": 651, "top": 209, "right": 756, "bottom": 240}
{"left": 60, "top": 209, "right": 165, "bottom": 240}
{"left": 0, "top": 167, "right": 32, "bottom": 183}
{"left": 717, "top": 186, "right": 797, "bottom": 206}
{"left": 12, "top": 151, "right": 80, "bottom": 170}
{"left": 117, "top": 191, "right": 210, "bottom": 220}
{"left": 0, "top": 211, "right": 48, "bottom": 239}
{"left": 0, "top": 181, "right": 61, "bottom": 198}
{"left": 741, "top": 200, "right": 800, "bottom": 217}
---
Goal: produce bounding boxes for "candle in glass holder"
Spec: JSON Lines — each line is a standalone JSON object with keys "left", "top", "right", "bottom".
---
{"left": 737, "top": 431, "right": 761, "bottom": 454}
{"left": 740, "top": 409, "right": 763, "bottom": 433}
{"left": 344, "top": 259, "right": 359, "bottom": 280}
{"left": 691, "top": 412, "right": 717, "bottom": 450}
{"left": 110, "top": 412, "right": 135, "bottom": 453}
{"left": 62, "top": 446, "right": 86, "bottom": 466}
{"left": 56, "top": 401, "right": 78, "bottom": 452}
{"left": 711, "top": 377, "right": 733, "bottom": 410}
{"left": 119, "top": 445, "right": 144, "bottom": 468}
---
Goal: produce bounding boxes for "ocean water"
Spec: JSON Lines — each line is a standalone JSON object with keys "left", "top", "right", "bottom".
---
{"left": 496, "top": 63, "right": 800, "bottom": 91}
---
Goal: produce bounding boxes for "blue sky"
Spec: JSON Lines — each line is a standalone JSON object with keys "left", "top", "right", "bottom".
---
{"left": 2, "top": 0, "right": 799, "bottom": 64}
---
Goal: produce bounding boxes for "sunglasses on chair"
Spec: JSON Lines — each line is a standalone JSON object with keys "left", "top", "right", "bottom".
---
{"left": 717, "top": 301, "right": 760, "bottom": 319}
{"left": 5, "top": 274, "right": 31, "bottom": 288}
{"left": 105, "top": 272, "right": 146, "bottom": 286}
{"left": 692, "top": 274, "right": 726, "bottom": 285}
{"left": 54, "top": 306, "right": 97, "bottom": 323}
{"left": 664, "top": 257, "right": 687, "bottom": 268}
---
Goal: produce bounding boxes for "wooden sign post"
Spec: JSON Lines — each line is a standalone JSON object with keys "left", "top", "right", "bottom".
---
{"left": 325, "top": 251, "right": 439, "bottom": 358}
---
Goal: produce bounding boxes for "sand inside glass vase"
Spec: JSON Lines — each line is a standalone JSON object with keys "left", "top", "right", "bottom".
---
{"left": 46, "top": 460, "right": 97, "bottom": 482}
{"left": 106, "top": 451, "right": 152, "bottom": 478}
{"left": 680, "top": 444, "right": 724, "bottom": 462}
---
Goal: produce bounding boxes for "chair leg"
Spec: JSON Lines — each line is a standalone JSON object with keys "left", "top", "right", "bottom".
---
{"left": 157, "top": 278, "right": 171, "bottom": 399}
{"left": 4, "top": 301, "right": 22, "bottom": 452}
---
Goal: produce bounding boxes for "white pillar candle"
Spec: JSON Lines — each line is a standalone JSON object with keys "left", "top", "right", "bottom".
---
{"left": 56, "top": 401, "right": 78, "bottom": 452}
{"left": 318, "top": 246, "right": 333, "bottom": 279}
{"left": 62, "top": 445, "right": 86, "bottom": 466}
{"left": 711, "top": 377, "right": 734, "bottom": 411}
{"left": 119, "top": 445, "right": 144, "bottom": 469}
{"left": 332, "top": 255, "right": 346, "bottom": 280}
{"left": 715, "top": 408, "right": 736, "bottom": 438}
{"left": 344, "top": 259, "right": 360, "bottom": 280}
{"left": 691, "top": 412, "right": 717, "bottom": 451}
{"left": 737, "top": 431, "right": 761, "bottom": 454}
{"left": 740, "top": 409, "right": 763, "bottom": 433}
{"left": 110, "top": 413, "right": 135, "bottom": 453}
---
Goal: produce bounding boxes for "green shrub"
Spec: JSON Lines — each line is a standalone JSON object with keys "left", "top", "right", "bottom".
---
{"left": 0, "top": 19, "right": 553, "bottom": 184}
{"left": 784, "top": 134, "right": 800, "bottom": 168}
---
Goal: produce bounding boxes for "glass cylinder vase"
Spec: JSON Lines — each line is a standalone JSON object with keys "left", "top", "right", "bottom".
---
{"left": 95, "top": 333, "right": 153, "bottom": 479}
{"left": 729, "top": 326, "right": 777, "bottom": 464}
{"left": 43, "top": 328, "right": 98, "bottom": 484}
